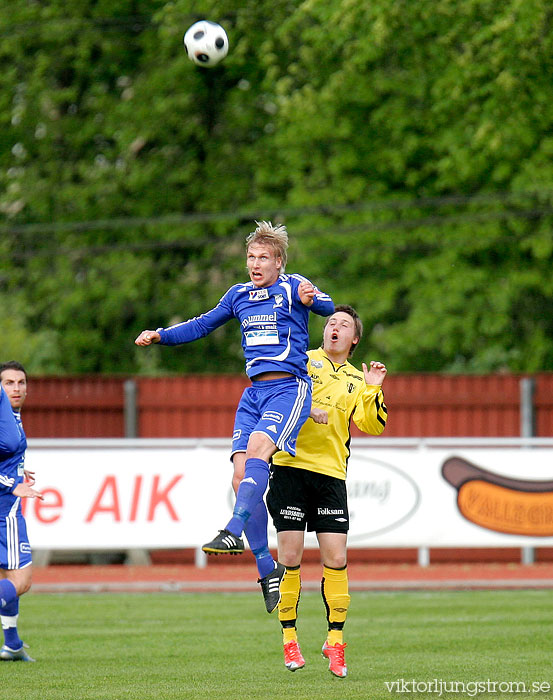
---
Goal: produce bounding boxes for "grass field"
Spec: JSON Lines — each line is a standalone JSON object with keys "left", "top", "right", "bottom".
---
{"left": 2, "top": 590, "right": 552, "bottom": 700}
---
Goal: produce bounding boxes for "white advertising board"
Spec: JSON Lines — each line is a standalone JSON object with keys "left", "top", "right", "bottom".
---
{"left": 22, "top": 439, "right": 553, "bottom": 550}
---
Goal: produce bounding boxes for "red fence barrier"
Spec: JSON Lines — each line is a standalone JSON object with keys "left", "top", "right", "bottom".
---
{"left": 21, "top": 373, "right": 552, "bottom": 439}
{"left": 24, "top": 376, "right": 126, "bottom": 437}
{"left": 372, "top": 374, "right": 523, "bottom": 438}
{"left": 137, "top": 376, "right": 248, "bottom": 438}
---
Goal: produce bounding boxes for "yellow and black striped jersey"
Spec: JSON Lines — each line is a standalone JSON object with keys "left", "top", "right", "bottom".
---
{"left": 273, "top": 347, "right": 387, "bottom": 480}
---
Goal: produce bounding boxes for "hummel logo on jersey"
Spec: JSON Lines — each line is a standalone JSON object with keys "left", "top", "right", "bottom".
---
{"left": 311, "top": 360, "right": 323, "bottom": 368}
{"left": 330, "top": 374, "right": 340, "bottom": 380}
{"left": 249, "top": 288, "right": 269, "bottom": 301}
{"left": 267, "top": 425, "right": 278, "bottom": 433}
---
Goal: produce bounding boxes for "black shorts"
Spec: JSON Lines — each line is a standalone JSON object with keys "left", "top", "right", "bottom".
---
{"left": 267, "top": 463, "right": 349, "bottom": 534}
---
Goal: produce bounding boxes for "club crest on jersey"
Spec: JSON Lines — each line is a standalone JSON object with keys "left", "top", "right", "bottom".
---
{"left": 249, "top": 289, "right": 269, "bottom": 301}
{"left": 273, "top": 294, "right": 284, "bottom": 308}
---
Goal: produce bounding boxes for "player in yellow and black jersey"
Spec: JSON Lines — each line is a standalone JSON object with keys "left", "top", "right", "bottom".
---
{"left": 267, "top": 304, "right": 387, "bottom": 677}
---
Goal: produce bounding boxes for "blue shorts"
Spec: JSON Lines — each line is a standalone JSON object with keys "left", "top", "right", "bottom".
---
{"left": 0, "top": 513, "right": 32, "bottom": 570}
{"left": 232, "top": 376, "right": 311, "bottom": 458}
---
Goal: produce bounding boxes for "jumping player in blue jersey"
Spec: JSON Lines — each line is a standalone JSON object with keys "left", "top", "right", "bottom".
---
{"left": 0, "top": 361, "right": 43, "bottom": 662}
{"left": 136, "top": 221, "right": 334, "bottom": 613}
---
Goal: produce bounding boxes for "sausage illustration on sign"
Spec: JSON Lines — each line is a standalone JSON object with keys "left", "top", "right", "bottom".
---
{"left": 442, "top": 456, "right": 553, "bottom": 537}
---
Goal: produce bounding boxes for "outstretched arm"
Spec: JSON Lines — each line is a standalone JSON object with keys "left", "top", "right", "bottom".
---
{"left": 137, "top": 288, "right": 236, "bottom": 347}
{"left": 135, "top": 330, "right": 161, "bottom": 346}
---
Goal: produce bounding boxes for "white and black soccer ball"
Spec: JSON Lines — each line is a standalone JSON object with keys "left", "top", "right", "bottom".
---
{"left": 183, "top": 20, "right": 229, "bottom": 68}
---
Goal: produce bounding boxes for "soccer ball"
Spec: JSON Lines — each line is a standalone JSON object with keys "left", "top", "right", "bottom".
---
{"left": 183, "top": 21, "right": 229, "bottom": 68}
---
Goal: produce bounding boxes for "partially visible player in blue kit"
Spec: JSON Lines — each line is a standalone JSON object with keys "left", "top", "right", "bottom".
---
{"left": 135, "top": 221, "right": 334, "bottom": 613}
{"left": 0, "top": 361, "right": 43, "bottom": 662}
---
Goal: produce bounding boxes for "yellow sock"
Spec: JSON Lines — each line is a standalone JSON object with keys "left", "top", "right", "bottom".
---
{"left": 327, "top": 628, "right": 343, "bottom": 646}
{"left": 282, "top": 626, "right": 297, "bottom": 644}
{"left": 278, "top": 566, "right": 301, "bottom": 627}
{"left": 321, "top": 565, "right": 350, "bottom": 645}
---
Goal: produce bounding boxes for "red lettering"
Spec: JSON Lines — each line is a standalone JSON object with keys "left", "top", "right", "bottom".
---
{"left": 85, "top": 476, "right": 121, "bottom": 522}
{"left": 34, "top": 488, "right": 63, "bottom": 524}
{"left": 147, "top": 475, "right": 182, "bottom": 521}
{"left": 129, "top": 475, "right": 142, "bottom": 522}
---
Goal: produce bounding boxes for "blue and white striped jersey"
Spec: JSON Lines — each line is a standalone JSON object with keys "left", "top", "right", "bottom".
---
{"left": 157, "top": 273, "right": 334, "bottom": 378}
{"left": 0, "top": 387, "right": 26, "bottom": 517}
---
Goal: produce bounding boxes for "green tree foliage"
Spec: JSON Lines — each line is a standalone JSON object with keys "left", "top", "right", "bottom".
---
{"left": 1, "top": 0, "right": 553, "bottom": 374}
{"left": 259, "top": 0, "right": 553, "bottom": 372}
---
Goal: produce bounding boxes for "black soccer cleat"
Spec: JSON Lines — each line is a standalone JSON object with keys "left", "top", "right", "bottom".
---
{"left": 202, "top": 529, "right": 245, "bottom": 555}
{"left": 258, "top": 561, "right": 286, "bottom": 613}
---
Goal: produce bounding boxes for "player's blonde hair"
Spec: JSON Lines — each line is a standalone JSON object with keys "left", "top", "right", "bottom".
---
{"left": 246, "top": 221, "right": 288, "bottom": 272}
